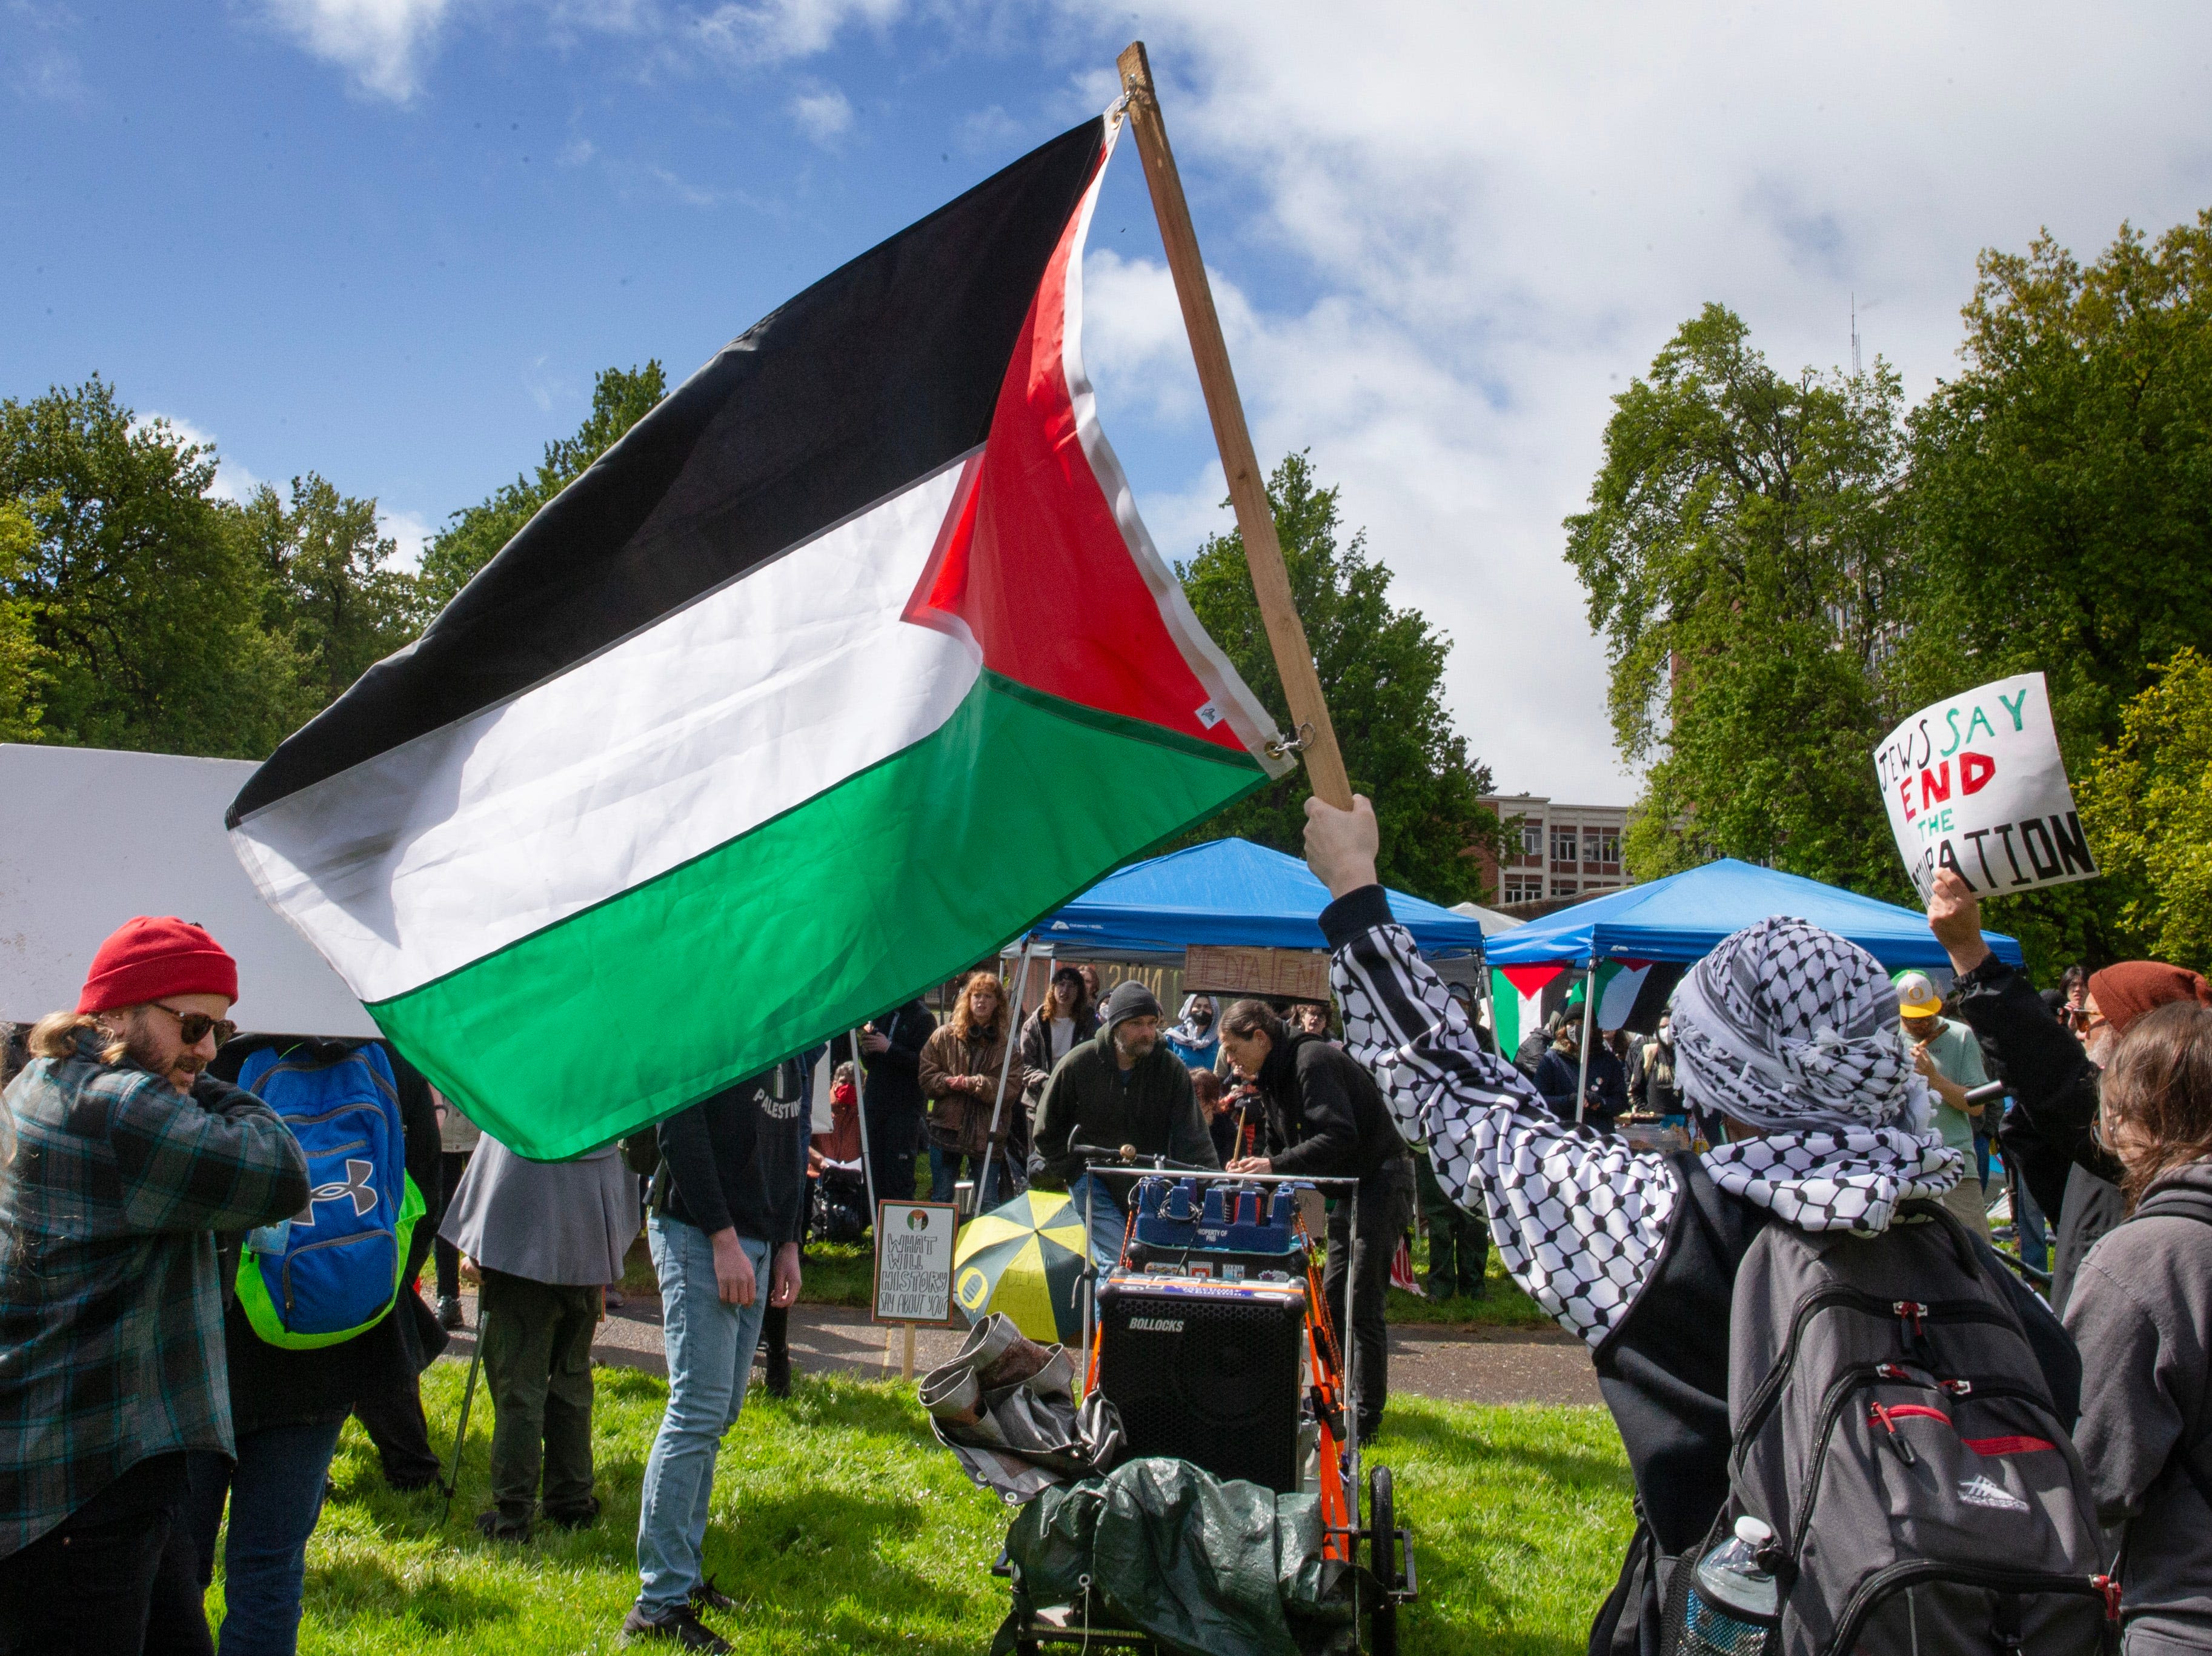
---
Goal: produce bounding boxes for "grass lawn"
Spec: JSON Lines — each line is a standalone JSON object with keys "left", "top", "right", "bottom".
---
{"left": 247, "top": 1362, "right": 1630, "bottom": 1654}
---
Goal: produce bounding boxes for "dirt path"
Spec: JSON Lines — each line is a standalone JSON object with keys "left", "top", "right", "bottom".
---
{"left": 439, "top": 1290, "right": 1598, "bottom": 1407}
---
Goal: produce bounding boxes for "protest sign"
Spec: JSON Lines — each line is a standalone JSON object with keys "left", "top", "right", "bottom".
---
{"left": 1873, "top": 671, "right": 2098, "bottom": 901}
{"left": 872, "top": 1201, "right": 959, "bottom": 1325}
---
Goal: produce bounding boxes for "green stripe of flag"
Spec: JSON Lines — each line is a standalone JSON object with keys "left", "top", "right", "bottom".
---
{"left": 370, "top": 671, "right": 1268, "bottom": 1159}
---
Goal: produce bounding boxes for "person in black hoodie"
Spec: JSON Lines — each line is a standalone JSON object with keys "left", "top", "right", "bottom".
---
{"left": 623, "top": 1058, "right": 809, "bottom": 1654}
{"left": 1218, "top": 999, "right": 1415, "bottom": 1438}
{"left": 171, "top": 1035, "right": 443, "bottom": 1656}
{"left": 859, "top": 999, "right": 935, "bottom": 1204}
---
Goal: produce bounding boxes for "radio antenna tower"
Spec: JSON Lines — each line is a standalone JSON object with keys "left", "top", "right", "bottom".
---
{"left": 1852, "top": 291, "right": 1861, "bottom": 377}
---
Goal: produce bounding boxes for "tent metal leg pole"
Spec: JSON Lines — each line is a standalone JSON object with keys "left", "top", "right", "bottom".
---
{"left": 1575, "top": 962, "right": 1596, "bottom": 1125}
{"left": 976, "top": 939, "right": 1034, "bottom": 1214}
{"left": 852, "top": 1026, "right": 877, "bottom": 1220}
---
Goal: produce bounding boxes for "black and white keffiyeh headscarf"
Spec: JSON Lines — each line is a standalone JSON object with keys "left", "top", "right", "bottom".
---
{"left": 1672, "top": 916, "right": 1961, "bottom": 1234}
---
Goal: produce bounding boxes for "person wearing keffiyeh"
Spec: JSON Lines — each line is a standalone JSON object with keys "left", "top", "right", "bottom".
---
{"left": 1300, "top": 794, "right": 2076, "bottom": 1656}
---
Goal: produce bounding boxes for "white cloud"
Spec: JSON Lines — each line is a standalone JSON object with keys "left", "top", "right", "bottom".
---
{"left": 558, "top": 135, "right": 596, "bottom": 167}
{"left": 788, "top": 84, "right": 852, "bottom": 145}
{"left": 379, "top": 508, "right": 433, "bottom": 571}
{"left": 258, "top": 0, "right": 449, "bottom": 102}
{"left": 4, "top": 1, "right": 88, "bottom": 104}
{"left": 136, "top": 414, "right": 261, "bottom": 505}
{"left": 690, "top": 0, "right": 900, "bottom": 67}
{"left": 1060, "top": 1, "right": 2212, "bottom": 803}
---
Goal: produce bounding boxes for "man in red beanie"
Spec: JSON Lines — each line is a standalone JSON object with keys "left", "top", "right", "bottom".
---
{"left": 1927, "top": 870, "right": 2212, "bottom": 1310}
{"left": 0, "top": 916, "right": 309, "bottom": 1654}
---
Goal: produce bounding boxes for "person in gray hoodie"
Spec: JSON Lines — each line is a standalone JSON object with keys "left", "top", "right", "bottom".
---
{"left": 2062, "top": 999, "right": 2212, "bottom": 1655}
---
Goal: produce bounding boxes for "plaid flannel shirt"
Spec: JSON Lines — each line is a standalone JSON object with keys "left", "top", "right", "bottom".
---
{"left": 0, "top": 1028, "right": 308, "bottom": 1557}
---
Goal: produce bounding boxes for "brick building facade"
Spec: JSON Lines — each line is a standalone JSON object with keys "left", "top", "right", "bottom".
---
{"left": 1475, "top": 793, "right": 1635, "bottom": 906}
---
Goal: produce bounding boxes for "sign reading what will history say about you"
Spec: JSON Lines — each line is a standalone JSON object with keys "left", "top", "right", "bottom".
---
{"left": 872, "top": 1201, "right": 960, "bottom": 1325}
{"left": 1874, "top": 671, "right": 2099, "bottom": 903}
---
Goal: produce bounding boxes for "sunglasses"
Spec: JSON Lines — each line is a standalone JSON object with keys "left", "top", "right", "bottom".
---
{"left": 148, "top": 1001, "right": 237, "bottom": 1048}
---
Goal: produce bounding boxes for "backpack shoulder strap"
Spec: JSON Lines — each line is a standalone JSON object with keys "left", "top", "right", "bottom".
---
{"left": 2124, "top": 1188, "right": 2212, "bottom": 1514}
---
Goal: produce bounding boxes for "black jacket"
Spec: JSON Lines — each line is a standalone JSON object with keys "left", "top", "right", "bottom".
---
{"left": 1255, "top": 1033, "right": 1406, "bottom": 1186}
{"left": 860, "top": 1000, "right": 935, "bottom": 1122}
{"left": 1949, "top": 953, "right": 2125, "bottom": 1309}
{"left": 1029, "top": 1025, "right": 1217, "bottom": 1189}
{"left": 208, "top": 1036, "right": 447, "bottom": 1435}
{"left": 659, "top": 1059, "right": 811, "bottom": 1248}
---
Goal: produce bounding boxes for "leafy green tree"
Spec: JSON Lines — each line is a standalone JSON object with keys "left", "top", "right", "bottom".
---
{"left": 1565, "top": 304, "right": 1911, "bottom": 893}
{"left": 2076, "top": 648, "right": 2212, "bottom": 974}
{"left": 239, "top": 474, "right": 425, "bottom": 707}
{"left": 1175, "top": 452, "right": 1501, "bottom": 905}
{"left": 1901, "top": 214, "right": 2212, "bottom": 759}
{"left": 0, "top": 378, "right": 304, "bottom": 757}
{"left": 417, "top": 362, "right": 668, "bottom": 611}
{"left": 0, "top": 500, "right": 44, "bottom": 742}
{"left": 1892, "top": 214, "right": 2212, "bottom": 973}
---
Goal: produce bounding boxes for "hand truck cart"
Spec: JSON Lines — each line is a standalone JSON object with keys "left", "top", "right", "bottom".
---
{"left": 993, "top": 1149, "right": 1417, "bottom": 1654}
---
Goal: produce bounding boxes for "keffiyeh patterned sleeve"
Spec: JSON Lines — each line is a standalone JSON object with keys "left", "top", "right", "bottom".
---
{"left": 1323, "top": 886, "right": 1680, "bottom": 1348}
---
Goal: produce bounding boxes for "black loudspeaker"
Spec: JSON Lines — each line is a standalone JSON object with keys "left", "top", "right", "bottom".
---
{"left": 1095, "top": 1275, "right": 1307, "bottom": 1492}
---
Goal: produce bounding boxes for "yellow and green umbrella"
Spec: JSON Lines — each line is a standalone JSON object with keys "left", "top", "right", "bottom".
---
{"left": 952, "top": 1189, "right": 1094, "bottom": 1345}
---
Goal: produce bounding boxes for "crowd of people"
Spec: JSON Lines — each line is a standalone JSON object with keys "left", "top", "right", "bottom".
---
{"left": 2, "top": 806, "right": 2208, "bottom": 1654}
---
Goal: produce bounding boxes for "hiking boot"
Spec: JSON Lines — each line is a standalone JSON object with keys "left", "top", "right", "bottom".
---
{"left": 621, "top": 1604, "right": 733, "bottom": 1652}
{"left": 690, "top": 1580, "right": 740, "bottom": 1615}
{"left": 437, "top": 1295, "right": 464, "bottom": 1330}
{"left": 763, "top": 1345, "right": 792, "bottom": 1398}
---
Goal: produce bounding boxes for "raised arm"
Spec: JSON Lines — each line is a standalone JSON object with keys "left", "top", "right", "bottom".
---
{"left": 1307, "top": 797, "right": 1680, "bottom": 1347}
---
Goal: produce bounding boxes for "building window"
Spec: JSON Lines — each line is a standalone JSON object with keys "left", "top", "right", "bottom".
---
{"left": 1601, "top": 831, "right": 1620, "bottom": 864}
{"left": 1521, "top": 822, "right": 1544, "bottom": 857}
{"left": 1552, "top": 827, "right": 1578, "bottom": 863}
{"left": 1583, "top": 831, "right": 1602, "bottom": 863}
{"left": 1553, "top": 880, "right": 1578, "bottom": 897}
{"left": 1504, "top": 877, "right": 1538, "bottom": 903}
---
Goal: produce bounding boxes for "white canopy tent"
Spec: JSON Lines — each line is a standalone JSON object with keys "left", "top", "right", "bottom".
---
{"left": 0, "top": 743, "right": 376, "bottom": 1037}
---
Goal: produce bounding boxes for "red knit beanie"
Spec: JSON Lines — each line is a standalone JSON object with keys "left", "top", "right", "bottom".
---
{"left": 2087, "top": 960, "right": 2212, "bottom": 1036}
{"left": 76, "top": 917, "right": 239, "bottom": 1014}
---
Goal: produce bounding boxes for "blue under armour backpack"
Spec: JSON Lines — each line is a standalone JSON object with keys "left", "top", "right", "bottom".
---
{"left": 234, "top": 1042, "right": 423, "bottom": 1349}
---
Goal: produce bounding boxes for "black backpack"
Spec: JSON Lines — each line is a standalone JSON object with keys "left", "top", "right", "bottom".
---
{"left": 1666, "top": 1202, "right": 2117, "bottom": 1655}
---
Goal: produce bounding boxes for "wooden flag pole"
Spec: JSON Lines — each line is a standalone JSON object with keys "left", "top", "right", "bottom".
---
{"left": 1115, "top": 40, "right": 1354, "bottom": 810}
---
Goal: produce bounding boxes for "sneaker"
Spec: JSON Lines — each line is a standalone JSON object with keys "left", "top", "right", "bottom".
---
{"left": 438, "top": 1295, "right": 464, "bottom": 1330}
{"left": 605, "top": 1287, "right": 626, "bottom": 1309}
{"left": 621, "top": 1604, "right": 733, "bottom": 1652}
{"left": 690, "top": 1580, "right": 740, "bottom": 1615}
{"left": 763, "top": 1345, "right": 792, "bottom": 1398}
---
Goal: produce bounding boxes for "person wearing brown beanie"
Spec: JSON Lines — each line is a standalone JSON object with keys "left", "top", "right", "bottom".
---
{"left": 0, "top": 916, "right": 310, "bottom": 1655}
{"left": 1927, "top": 870, "right": 2212, "bottom": 1310}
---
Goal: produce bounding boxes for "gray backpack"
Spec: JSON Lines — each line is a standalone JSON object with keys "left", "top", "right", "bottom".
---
{"left": 1667, "top": 1202, "right": 2119, "bottom": 1655}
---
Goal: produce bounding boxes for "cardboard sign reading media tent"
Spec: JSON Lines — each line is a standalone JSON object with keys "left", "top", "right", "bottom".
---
{"left": 1875, "top": 671, "right": 2098, "bottom": 902}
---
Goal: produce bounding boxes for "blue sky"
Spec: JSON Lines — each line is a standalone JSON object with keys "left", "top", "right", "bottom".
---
{"left": 8, "top": 1, "right": 2211, "bottom": 800}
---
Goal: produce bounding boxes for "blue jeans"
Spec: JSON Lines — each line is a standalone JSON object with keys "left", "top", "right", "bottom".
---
{"left": 184, "top": 1418, "right": 346, "bottom": 1656}
{"left": 1064, "top": 1173, "right": 1128, "bottom": 1268}
{"left": 635, "top": 1217, "right": 769, "bottom": 1619}
{"left": 2014, "top": 1174, "right": 2050, "bottom": 1275}
{"left": 929, "top": 1145, "right": 1006, "bottom": 1208}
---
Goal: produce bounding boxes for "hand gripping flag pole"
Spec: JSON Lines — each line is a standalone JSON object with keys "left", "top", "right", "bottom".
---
{"left": 1115, "top": 41, "right": 1355, "bottom": 811}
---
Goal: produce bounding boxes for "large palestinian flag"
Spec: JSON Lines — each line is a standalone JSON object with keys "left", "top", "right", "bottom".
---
{"left": 227, "top": 115, "right": 1289, "bottom": 1159}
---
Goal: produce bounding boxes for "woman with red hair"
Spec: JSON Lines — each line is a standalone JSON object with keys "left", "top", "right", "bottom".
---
{"left": 918, "top": 972, "right": 1017, "bottom": 1207}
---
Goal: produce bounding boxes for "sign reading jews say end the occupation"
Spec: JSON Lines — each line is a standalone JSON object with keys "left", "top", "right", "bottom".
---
{"left": 1874, "top": 671, "right": 2097, "bottom": 902}
{"left": 872, "top": 1201, "right": 958, "bottom": 1325}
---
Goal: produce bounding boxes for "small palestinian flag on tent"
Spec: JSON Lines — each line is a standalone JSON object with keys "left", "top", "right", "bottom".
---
{"left": 227, "top": 114, "right": 1289, "bottom": 1159}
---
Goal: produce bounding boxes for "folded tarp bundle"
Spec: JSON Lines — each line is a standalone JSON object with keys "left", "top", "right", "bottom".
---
{"left": 996, "top": 1456, "right": 1355, "bottom": 1656}
{"left": 920, "top": 1313, "right": 1124, "bottom": 1504}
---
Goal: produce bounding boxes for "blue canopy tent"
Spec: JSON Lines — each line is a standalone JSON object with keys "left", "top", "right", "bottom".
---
{"left": 1022, "top": 837, "right": 1487, "bottom": 959}
{"left": 1483, "top": 859, "right": 2026, "bottom": 1124}
{"left": 1484, "top": 857, "right": 2023, "bottom": 971}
